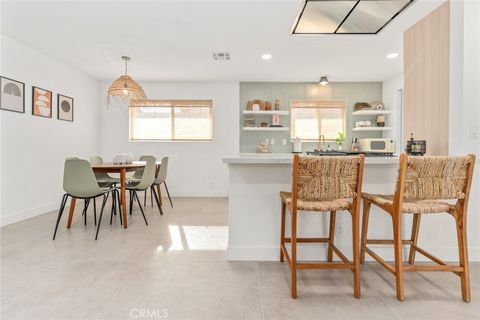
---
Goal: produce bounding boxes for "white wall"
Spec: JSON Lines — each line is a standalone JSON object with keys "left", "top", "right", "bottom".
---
{"left": 448, "top": 0, "right": 480, "bottom": 260}
{"left": 0, "top": 35, "right": 100, "bottom": 226}
{"left": 98, "top": 81, "right": 239, "bottom": 197}
{"left": 382, "top": 73, "right": 403, "bottom": 154}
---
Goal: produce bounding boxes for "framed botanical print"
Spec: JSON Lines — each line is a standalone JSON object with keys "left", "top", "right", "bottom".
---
{"left": 57, "top": 94, "right": 74, "bottom": 122}
{"left": 0, "top": 76, "right": 25, "bottom": 113}
{"left": 32, "top": 86, "right": 53, "bottom": 118}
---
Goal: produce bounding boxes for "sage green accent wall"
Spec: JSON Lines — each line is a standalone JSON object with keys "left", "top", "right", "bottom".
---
{"left": 240, "top": 82, "right": 383, "bottom": 153}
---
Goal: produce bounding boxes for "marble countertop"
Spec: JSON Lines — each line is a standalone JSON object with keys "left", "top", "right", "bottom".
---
{"left": 223, "top": 153, "right": 398, "bottom": 165}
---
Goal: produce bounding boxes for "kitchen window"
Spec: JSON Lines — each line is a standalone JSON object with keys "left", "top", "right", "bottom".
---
{"left": 290, "top": 100, "right": 346, "bottom": 141}
{"left": 129, "top": 100, "right": 213, "bottom": 141}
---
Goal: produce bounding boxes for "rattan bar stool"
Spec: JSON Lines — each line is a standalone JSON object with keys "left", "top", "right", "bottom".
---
{"left": 360, "top": 153, "right": 476, "bottom": 302}
{"left": 280, "top": 154, "right": 365, "bottom": 299}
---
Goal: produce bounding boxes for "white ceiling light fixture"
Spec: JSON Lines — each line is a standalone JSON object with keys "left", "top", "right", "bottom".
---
{"left": 318, "top": 76, "right": 329, "bottom": 86}
{"left": 261, "top": 53, "right": 272, "bottom": 60}
{"left": 386, "top": 52, "right": 399, "bottom": 59}
{"left": 107, "top": 56, "right": 146, "bottom": 110}
{"left": 291, "top": 0, "right": 415, "bottom": 35}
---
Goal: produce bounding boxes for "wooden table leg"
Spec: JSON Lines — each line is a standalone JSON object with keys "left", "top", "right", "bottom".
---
{"left": 121, "top": 168, "right": 128, "bottom": 229}
{"left": 67, "top": 197, "right": 76, "bottom": 229}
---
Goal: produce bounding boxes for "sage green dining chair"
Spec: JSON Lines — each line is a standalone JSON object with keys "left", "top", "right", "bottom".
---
{"left": 125, "top": 156, "right": 162, "bottom": 225}
{"left": 53, "top": 158, "right": 113, "bottom": 241}
{"left": 90, "top": 156, "right": 120, "bottom": 186}
{"left": 151, "top": 156, "right": 173, "bottom": 208}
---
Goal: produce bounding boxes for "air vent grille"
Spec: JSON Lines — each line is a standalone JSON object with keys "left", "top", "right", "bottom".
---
{"left": 213, "top": 52, "right": 231, "bottom": 60}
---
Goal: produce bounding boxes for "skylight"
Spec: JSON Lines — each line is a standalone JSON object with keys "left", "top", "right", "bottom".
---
{"left": 291, "top": 0, "right": 414, "bottom": 35}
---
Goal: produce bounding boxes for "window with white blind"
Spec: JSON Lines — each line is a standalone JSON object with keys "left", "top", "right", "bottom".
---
{"left": 129, "top": 100, "right": 213, "bottom": 141}
{"left": 290, "top": 100, "right": 346, "bottom": 141}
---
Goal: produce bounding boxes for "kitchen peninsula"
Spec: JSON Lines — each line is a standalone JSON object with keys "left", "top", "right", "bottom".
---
{"left": 223, "top": 153, "right": 398, "bottom": 261}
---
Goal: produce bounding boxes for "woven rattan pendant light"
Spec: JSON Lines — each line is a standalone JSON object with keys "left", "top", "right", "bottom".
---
{"left": 107, "top": 56, "right": 146, "bottom": 110}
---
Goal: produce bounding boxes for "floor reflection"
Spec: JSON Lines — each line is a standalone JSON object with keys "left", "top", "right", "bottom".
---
{"left": 157, "top": 225, "right": 228, "bottom": 252}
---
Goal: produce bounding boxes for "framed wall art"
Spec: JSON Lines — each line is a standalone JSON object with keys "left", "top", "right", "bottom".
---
{"left": 32, "top": 86, "right": 52, "bottom": 118}
{"left": 57, "top": 94, "right": 74, "bottom": 122}
{"left": 0, "top": 76, "right": 25, "bottom": 113}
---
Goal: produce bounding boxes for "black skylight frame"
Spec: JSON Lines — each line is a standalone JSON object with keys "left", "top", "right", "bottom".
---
{"left": 291, "top": 0, "right": 415, "bottom": 35}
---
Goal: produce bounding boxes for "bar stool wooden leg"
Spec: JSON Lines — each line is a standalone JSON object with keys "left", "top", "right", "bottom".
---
{"left": 392, "top": 210, "right": 405, "bottom": 301}
{"left": 360, "top": 200, "right": 371, "bottom": 264}
{"left": 352, "top": 206, "right": 361, "bottom": 298}
{"left": 291, "top": 209, "right": 298, "bottom": 299}
{"left": 456, "top": 212, "right": 471, "bottom": 302}
{"left": 408, "top": 214, "right": 421, "bottom": 264}
{"left": 327, "top": 210, "right": 336, "bottom": 262}
{"left": 280, "top": 201, "right": 286, "bottom": 262}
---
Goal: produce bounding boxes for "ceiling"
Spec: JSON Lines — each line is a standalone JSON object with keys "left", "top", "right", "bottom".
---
{"left": 1, "top": 0, "right": 445, "bottom": 82}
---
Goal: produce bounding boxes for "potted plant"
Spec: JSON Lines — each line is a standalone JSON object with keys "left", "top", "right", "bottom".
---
{"left": 335, "top": 132, "right": 346, "bottom": 150}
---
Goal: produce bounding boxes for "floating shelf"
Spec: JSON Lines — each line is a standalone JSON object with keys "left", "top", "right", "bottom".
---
{"left": 352, "top": 110, "right": 392, "bottom": 116}
{"left": 242, "top": 110, "right": 289, "bottom": 115}
{"left": 243, "top": 127, "right": 290, "bottom": 132}
{"left": 352, "top": 127, "right": 392, "bottom": 131}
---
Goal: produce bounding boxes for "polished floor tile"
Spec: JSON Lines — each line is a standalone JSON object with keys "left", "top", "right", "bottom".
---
{"left": 1, "top": 196, "right": 479, "bottom": 320}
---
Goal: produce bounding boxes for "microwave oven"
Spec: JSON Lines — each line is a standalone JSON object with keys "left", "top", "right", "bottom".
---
{"left": 359, "top": 138, "right": 395, "bottom": 154}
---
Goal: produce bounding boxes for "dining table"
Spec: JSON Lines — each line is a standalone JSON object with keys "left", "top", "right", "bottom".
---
{"left": 69, "top": 160, "right": 162, "bottom": 229}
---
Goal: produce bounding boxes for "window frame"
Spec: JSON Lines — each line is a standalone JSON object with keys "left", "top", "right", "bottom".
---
{"left": 129, "top": 99, "right": 213, "bottom": 142}
{"left": 290, "top": 99, "right": 347, "bottom": 142}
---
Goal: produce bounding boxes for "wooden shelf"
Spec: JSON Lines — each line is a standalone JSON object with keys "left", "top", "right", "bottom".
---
{"left": 352, "top": 110, "right": 392, "bottom": 116}
{"left": 243, "top": 110, "right": 289, "bottom": 115}
{"left": 352, "top": 127, "right": 392, "bottom": 131}
{"left": 243, "top": 127, "right": 290, "bottom": 132}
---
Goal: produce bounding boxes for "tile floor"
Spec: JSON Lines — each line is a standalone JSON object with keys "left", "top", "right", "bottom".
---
{"left": 1, "top": 197, "right": 479, "bottom": 320}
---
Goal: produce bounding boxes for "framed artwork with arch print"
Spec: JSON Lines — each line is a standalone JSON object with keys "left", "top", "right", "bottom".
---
{"left": 57, "top": 94, "right": 74, "bottom": 122}
{"left": 0, "top": 76, "right": 25, "bottom": 113}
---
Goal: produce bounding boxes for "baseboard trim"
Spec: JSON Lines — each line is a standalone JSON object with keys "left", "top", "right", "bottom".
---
{"left": 1, "top": 200, "right": 61, "bottom": 227}
{"left": 226, "top": 245, "right": 480, "bottom": 262}
{"left": 168, "top": 190, "right": 228, "bottom": 197}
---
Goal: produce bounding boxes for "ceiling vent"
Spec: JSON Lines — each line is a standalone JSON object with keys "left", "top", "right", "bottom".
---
{"left": 213, "top": 52, "right": 231, "bottom": 61}
{"left": 291, "top": 0, "right": 414, "bottom": 35}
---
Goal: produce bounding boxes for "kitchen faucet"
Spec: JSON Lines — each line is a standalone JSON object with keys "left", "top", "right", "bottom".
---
{"left": 317, "top": 134, "right": 326, "bottom": 151}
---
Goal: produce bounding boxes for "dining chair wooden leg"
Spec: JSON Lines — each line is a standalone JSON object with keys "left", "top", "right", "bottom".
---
{"left": 144, "top": 189, "right": 147, "bottom": 207}
{"left": 280, "top": 201, "right": 286, "bottom": 262}
{"left": 95, "top": 193, "right": 109, "bottom": 240}
{"left": 392, "top": 211, "right": 405, "bottom": 301}
{"left": 67, "top": 197, "right": 76, "bottom": 229}
{"left": 151, "top": 186, "right": 163, "bottom": 216}
{"left": 164, "top": 181, "right": 173, "bottom": 207}
{"left": 291, "top": 209, "right": 298, "bottom": 299}
{"left": 53, "top": 194, "right": 69, "bottom": 240}
{"left": 134, "top": 191, "right": 149, "bottom": 226}
{"left": 360, "top": 200, "right": 371, "bottom": 264}
{"left": 456, "top": 212, "right": 471, "bottom": 302}
{"left": 408, "top": 214, "right": 421, "bottom": 264}
{"left": 352, "top": 206, "right": 361, "bottom": 298}
{"left": 327, "top": 210, "right": 336, "bottom": 262}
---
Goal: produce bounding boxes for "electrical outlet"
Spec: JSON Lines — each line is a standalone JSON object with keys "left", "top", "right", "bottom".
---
{"left": 265, "top": 138, "right": 269, "bottom": 145}
{"left": 283, "top": 139, "right": 287, "bottom": 146}
{"left": 271, "top": 138, "right": 275, "bottom": 145}
{"left": 470, "top": 125, "right": 479, "bottom": 139}
{"left": 336, "top": 224, "right": 343, "bottom": 236}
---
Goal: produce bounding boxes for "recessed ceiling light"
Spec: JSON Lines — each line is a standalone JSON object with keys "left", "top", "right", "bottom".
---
{"left": 387, "top": 53, "right": 399, "bottom": 59}
{"left": 261, "top": 53, "right": 272, "bottom": 60}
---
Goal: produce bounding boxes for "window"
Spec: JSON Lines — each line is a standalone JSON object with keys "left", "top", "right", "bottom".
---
{"left": 290, "top": 100, "right": 346, "bottom": 141}
{"left": 129, "top": 100, "right": 213, "bottom": 141}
